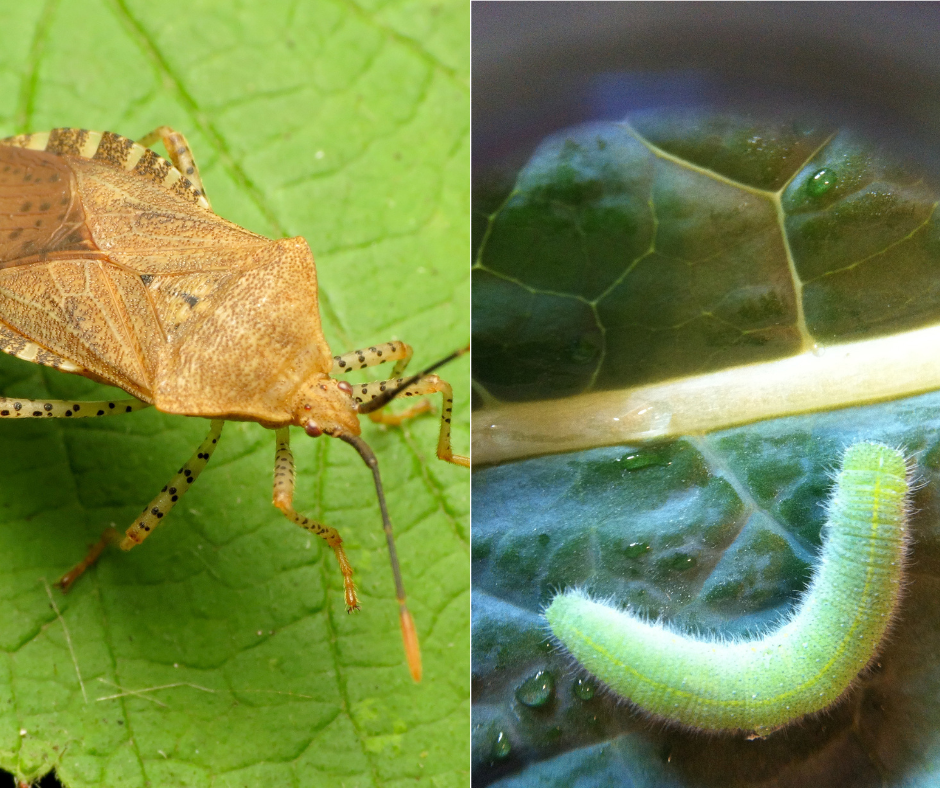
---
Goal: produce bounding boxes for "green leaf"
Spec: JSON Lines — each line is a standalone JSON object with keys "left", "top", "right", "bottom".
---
{"left": 0, "top": 2, "right": 469, "bottom": 786}
{"left": 473, "top": 114, "right": 940, "bottom": 404}
{"left": 472, "top": 113, "right": 940, "bottom": 786}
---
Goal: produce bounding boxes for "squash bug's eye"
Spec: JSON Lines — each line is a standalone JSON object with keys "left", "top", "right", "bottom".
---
{"left": 304, "top": 421, "right": 322, "bottom": 438}
{"left": 337, "top": 381, "right": 353, "bottom": 395}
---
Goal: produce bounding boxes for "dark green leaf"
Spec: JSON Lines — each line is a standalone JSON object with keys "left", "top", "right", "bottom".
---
{"left": 472, "top": 113, "right": 940, "bottom": 787}
{"left": 473, "top": 113, "right": 940, "bottom": 402}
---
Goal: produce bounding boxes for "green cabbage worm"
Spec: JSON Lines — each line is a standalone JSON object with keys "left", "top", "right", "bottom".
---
{"left": 545, "top": 441, "right": 912, "bottom": 735}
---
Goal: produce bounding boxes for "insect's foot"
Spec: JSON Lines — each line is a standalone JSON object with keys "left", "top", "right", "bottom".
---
{"left": 441, "top": 452, "right": 470, "bottom": 468}
{"left": 330, "top": 544, "right": 359, "bottom": 611}
{"left": 343, "top": 583, "right": 360, "bottom": 612}
{"left": 56, "top": 527, "right": 120, "bottom": 592}
{"left": 56, "top": 568, "right": 82, "bottom": 593}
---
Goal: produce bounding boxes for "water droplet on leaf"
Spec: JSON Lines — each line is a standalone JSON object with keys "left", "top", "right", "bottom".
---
{"left": 807, "top": 168, "right": 837, "bottom": 197}
{"left": 619, "top": 449, "right": 671, "bottom": 471}
{"left": 492, "top": 729, "right": 511, "bottom": 759}
{"left": 623, "top": 541, "right": 650, "bottom": 559}
{"left": 516, "top": 670, "right": 555, "bottom": 707}
{"left": 573, "top": 676, "right": 597, "bottom": 700}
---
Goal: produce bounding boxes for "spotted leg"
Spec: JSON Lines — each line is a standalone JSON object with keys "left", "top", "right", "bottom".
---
{"left": 0, "top": 396, "right": 150, "bottom": 419}
{"left": 137, "top": 126, "right": 210, "bottom": 207}
{"left": 331, "top": 340, "right": 413, "bottom": 376}
{"left": 331, "top": 341, "right": 437, "bottom": 425}
{"left": 353, "top": 375, "right": 469, "bottom": 467}
{"left": 272, "top": 427, "right": 359, "bottom": 611}
{"left": 57, "top": 419, "right": 224, "bottom": 590}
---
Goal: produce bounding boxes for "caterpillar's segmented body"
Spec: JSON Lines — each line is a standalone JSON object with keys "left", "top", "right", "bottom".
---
{"left": 545, "top": 441, "right": 911, "bottom": 734}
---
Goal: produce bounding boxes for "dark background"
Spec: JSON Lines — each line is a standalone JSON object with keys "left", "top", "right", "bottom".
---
{"left": 473, "top": 2, "right": 940, "bottom": 179}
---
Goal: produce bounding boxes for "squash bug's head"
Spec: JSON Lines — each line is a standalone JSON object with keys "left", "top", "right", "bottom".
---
{"left": 291, "top": 375, "right": 360, "bottom": 439}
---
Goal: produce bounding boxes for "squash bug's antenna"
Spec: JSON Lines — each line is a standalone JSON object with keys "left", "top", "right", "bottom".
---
{"left": 357, "top": 345, "right": 468, "bottom": 415}
{"left": 337, "top": 432, "right": 423, "bottom": 682}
